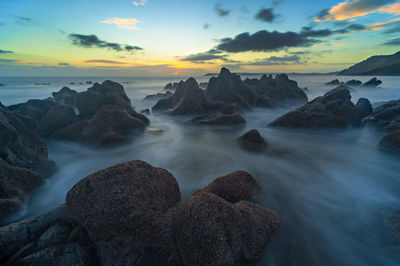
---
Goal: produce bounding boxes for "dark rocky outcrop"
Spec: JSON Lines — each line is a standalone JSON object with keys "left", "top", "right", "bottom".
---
{"left": 35, "top": 105, "right": 78, "bottom": 137}
{"left": 53, "top": 105, "right": 146, "bottom": 147}
{"left": 380, "top": 130, "right": 400, "bottom": 149}
{"left": 238, "top": 129, "right": 268, "bottom": 152}
{"left": 361, "top": 77, "right": 382, "bottom": 88}
{"left": 164, "top": 81, "right": 182, "bottom": 91}
{"left": 325, "top": 79, "right": 343, "bottom": 86}
{"left": 383, "top": 210, "right": 400, "bottom": 246}
{"left": 344, "top": 80, "right": 362, "bottom": 87}
{"left": 1, "top": 160, "right": 279, "bottom": 265}
{"left": 363, "top": 100, "right": 400, "bottom": 131}
{"left": 192, "top": 104, "right": 246, "bottom": 125}
{"left": 52, "top": 87, "right": 78, "bottom": 105}
{"left": 143, "top": 91, "right": 173, "bottom": 101}
{"left": 270, "top": 85, "right": 372, "bottom": 128}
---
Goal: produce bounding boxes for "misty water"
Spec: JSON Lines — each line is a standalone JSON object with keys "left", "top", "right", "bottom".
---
{"left": 1, "top": 74, "right": 400, "bottom": 265}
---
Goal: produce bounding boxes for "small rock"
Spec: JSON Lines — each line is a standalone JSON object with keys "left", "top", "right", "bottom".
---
{"left": 238, "top": 129, "right": 268, "bottom": 152}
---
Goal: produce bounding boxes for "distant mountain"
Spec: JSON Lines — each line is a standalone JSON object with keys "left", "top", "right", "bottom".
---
{"left": 204, "top": 72, "right": 338, "bottom": 77}
{"left": 338, "top": 51, "right": 400, "bottom": 76}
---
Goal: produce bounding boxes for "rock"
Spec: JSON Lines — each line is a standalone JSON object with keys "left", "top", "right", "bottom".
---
{"left": 143, "top": 91, "right": 173, "bottom": 101}
{"left": 0, "top": 83, "right": 5, "bottom": 86}
{"left": 35, "top": 105, "right": 78, "bottom": 137}
{"left": 363, "top": 100, "right": 400, "bottom": 131}
{"left": 355, "top": 98, "right": 373, "bottom": 120}
{"left": 53, "top": 105, "right": 147, "bottom": 147}
{"left": 344, "top": 80, "right": 362, "bottom": 87}
{"left": 0, "top": 205, "right": 66, "bottom": 261}
{"left": 8, "top": 99, "right": 59, "bottom": 123}
{"left": 164, "top": 82, "right": 181, "bottom": 90}
{"left": 0, "top": 103, "right": 55, "bottom": 176}
{"left": 270, "top": 85, "right": 370, "bottom": 128}
{"left": 325, "top": 79, "right": 343, "bottom": 86}
{"left": 152, "top": 80, "right": 188, "bottom": 111}
{"left": 380, "top": 129, "right": 400, "bottom": 149}
{"left": 192, "top": 105, "right": 246, "bottom": 125}
{"left": 382, "top": 210, "right": 400, "bottom": 246}
{"left": 14, "top": 243, "right": 97, "bottom": 266}
{"left": 361, "top": 77, "right": 382, "bottom": 88}
{"left": 0, "top": 160, "right": 44, "bottom": 220}
{"left": 140, "top": 108, "right": 150, "bottom": 115}
{"left": 199, "top": 82, "right": 208, "bottom": 88}
{"left": 66, "top": 160, "right": 181, "bottom": 262}
{"left": 173, "top": 191, "right": 279, "bottom": 266}
{"left": 52, "top": 87, "right": 78, "bottom": 105}
{"left": 203, "top": 170, "right": 260, "bottom": 203}
{"left": 238, "top": 129, "right": 268, "bottom": 152}
{"left": 37, "top": 223, "right": 72, "bottom": 250}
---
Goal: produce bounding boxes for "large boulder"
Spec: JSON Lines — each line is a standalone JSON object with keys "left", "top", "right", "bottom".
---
{"left": 52, "top": 87, "right": 78, "bottom": 105}
{"left": 53, "top": 105, "right": 147, "bottom": 147}
{"left": 35, "top": 105, "right": 78, "bottom": 137}
{"left": 0, "top": 160, "right": 44, "bottom": 220}
{"left": 173, "top": 191, "right": 279, "bottom": 266}
{"left": 238, "top": 129, "right": 268, "bottom": 152}
{"left": 344, "top": 80, "right": 362, "bottom": 87}
{"left": 0, "top": 103, "right": 55, "bottom": 176}
{"left": 363, "top": 100, "right": 400, "bottom": 131}
{"left": 361, "top": 77, "right": 382, "bottom": 88}
{"left": 192, "top": 104, "right": 246, "bottom": 125}
{"left": 270, "top": 86, "right": 372, "bottom": 128}
{"left": 380, "top": 129, "right": 400, "bottom": 149}
{"left": 325, "top": 79, "right": 343, "bottom": 86}
{"left": 66, "top": 160, "right": 181, "bottom": 264}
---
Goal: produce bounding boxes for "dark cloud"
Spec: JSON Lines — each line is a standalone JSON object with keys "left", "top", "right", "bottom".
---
{"left": 203, "top": 23, "right": 210, "bottom": 30}
{"left": 384, "top": 38, "right": 400, "bottom": 46}
{"left": 272, "top": 0, "right": 284, "bottom": 6}
{"left": 247, "top": 55, "right": 301, "bottom": 66}
{"left": 84, "top": 60, "right": 127, "bottom": 64}
{"left": 255, "top": 8, "right": 277, "bottom": 23}
{"left": 384, "top": 24, "right": 400, "bottom": 34}
{"left": 346, "top": 24, "right": 366, "bottom": 31}
{"left": 0, "top": 49, "right": 13, "bottom": 54}
{"left": 69, "top": 34, "right": 143, "bottom": 53}
{"left": 180, "top": 49, "right": 227, "bottom": 62}
{"left": 216, "top": 30, "right": 316, "bottom": 53}
{"left": 58, "top": 62, "right": 69, "bottom": 66}
{"left": 215, "top": 3, "right": 230, "bottom": 17}
{"left": 314, "top": 8, "right": 330, "bottom": 21}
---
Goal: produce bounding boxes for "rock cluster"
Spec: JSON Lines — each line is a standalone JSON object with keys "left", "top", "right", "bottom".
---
{"left": 0, "top": 160, "right": 280, "bottom": 265}
{"left": 360, "top": 77, "right": 382, "bottom": 88}
{"left": 270, "top": 85, "right": 372, "bottom": 128}
{"left": 325, "top": 78, "right": 381, "bottom": 88}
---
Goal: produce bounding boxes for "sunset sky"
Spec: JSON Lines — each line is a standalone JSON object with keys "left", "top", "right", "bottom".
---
{"left": 0, "top": 0, "right": 400, "bottom": 76}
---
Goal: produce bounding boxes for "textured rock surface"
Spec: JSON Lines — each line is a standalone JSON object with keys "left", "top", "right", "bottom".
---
{"left": 238, "top": 129, "right": 268, "bottom": 152}
{"left": 35, "top": 105, "right": 78, "bottom": 137}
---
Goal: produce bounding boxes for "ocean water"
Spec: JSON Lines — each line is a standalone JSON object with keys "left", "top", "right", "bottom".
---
{"left": 1, "top": 74, "right": 400, "bottom": 266}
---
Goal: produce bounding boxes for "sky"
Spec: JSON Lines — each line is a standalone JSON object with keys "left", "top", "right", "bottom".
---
{"left": 0, "top": 0, "right": 400, "bottom": 76}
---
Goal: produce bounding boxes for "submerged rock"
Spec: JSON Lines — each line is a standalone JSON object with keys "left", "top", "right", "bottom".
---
{"left": 270, "top": 85, "right": 372, "bottom": 128}
{"left": 192, "top": 104, "right": 246, "bottom": 125}
{"left": 363, "top": 100, "right": 400, "bottom": 131}
{"left": 344, "top": 80, "right": 362, "bottom": 87}
{"left": 361, "top": 77, "right": 382, "bottom": 88}
{"left": 380, "top": 129, "right": 400, "bottom": 149}
{"left": 325, "top": 79, "right": 343, "bottom": 86}
{"left": 238, "top": 129, "right": 268, "bottom": 152}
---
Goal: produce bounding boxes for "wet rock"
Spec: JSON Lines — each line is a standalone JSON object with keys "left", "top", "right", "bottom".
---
{"left": 355, "top": 98, "right": 373, "bottom": 120}
{"left": 164, "top": 81, "right": 181, "bottom": 91}
{"left": 383, "top": 210, "right": 400, "bottom": 246}
{"left": 270, "top": 85, "right": 370, "bottom": 128}
{"left": 380, "top": 129, "right": 400, "bottom": 149}
{"left": 37, "top": 223, "right": 72, "bottom": 250}
{"left": 363, "top": 100, "right": 400, "bottom": 131}
{"left": 143, "top": 91, "right": 173, "bottom": 101}
{"left": 35, "top": 105, "right": 78, "bottom": 137}
{"left": 140, "top": 108, "right": 150, "bottom": 115}
{"left": 361, "top": 77, "right": 382, "bottom": 88}
{"left": 173, "top": 191, "right": 279, "bottom": 266}
{"left": 238, "top": 129, "right": 268, "bottom": 152}
{"left": 53, "top": 105, "right": 146, "bottom": 147}
{"left": 192, "top": 104, "right": 246, "bottom": 125}
{"left": 344, "top": 80, "right": 362, "bottom": 87}
{"left": 66, "top": 160, "right": 181, "bottom": 262}
{"left": 325, "top": 79, "right": 343, "bottom": 86}
{"left": 8, "top": 99, "right": 59, "bottom": 123}
{"left": 52, "top": 87, "right": 78, "bottom": 105}
{"left": 0, "top": 103, "right": 55, "bottom": 176}
{"left": 0, "top": 160, "right": 44, "bottom": 219}
{"left": 203, "top": 170, "right": 260, "bottom": 203}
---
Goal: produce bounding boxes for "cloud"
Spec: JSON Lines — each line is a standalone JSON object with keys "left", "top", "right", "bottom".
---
{"left": 0, "top": 59, "right": 17, "bottom": 64}
{"left": 58, "top": 62, "right": 69, "bottom": 66}
{"left": 255, "top": 8, "right": 277, "bottom": 23}
{"left": 0, "top": 49, "right": 13, "bottom": 54}
{"left": 101, "top": 18, "right": 142, "bottom": 30}
{"left": 380, "top": 3, "right": 400, "bottom": 15}
{"left": 315, "top": 0, "right": 396, "bottom": 22}
{"left": 84, "top": 60, "right": 127, "bottom": 64}
{"left": 246, "top": 55, "right": 301, "bottom": 66}
{"left": 384, "top": 37, "right": 400, "bottom": 45}
{"left": 216, "top": 30, "right": 316, "bottom": 53}
{"left": 132, "top": 0, "right": 147, "bottom": 6}
{"left": 215, "top": 3, "right": 230, "bottom": 17}
{"left": 68, "top": 34, "right": 143, "bottom": 53}
{"left": 180, "top": 49, "right": 229, "bottom": 62}
{"left": 203, "top": 23, "right": 210, "bottom": 29}
{"left": 272, "top": 0, "right": 284, "bottom": 6}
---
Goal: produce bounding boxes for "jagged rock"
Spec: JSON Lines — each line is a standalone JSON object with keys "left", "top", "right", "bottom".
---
{"left": 52, "top": 87, "right": 78, "bottom": 105}
{"left": 143, "top": 91, "right": 173, "bottom": 101}
{"left": 140, "top": 108, "right": 150, "bottom": 115}
{"left": 0, "top": 103, "right": 55, "bottom": 176}
{"left": 37, "top": 223, "right": 72, "bottom": 250}
{"left": 380, "top": 129, "right": 400, "bottom": 149}
{"left": 192, "top": 104, "right": 246, "bottom": 125}
{"left": 53, "top": 105, "right": 147, "bottom": 147}
{"left": 238, "top": 129, "right": 268, "bottom": 152}
{"left": 203, "top": 170, "right": 259, "bottom": 203}
{"left": 361, "top": 77, "right": 382, "bottom": 88}
{"left": 0, "top": 160, "right": 44, "bottom": 220}
{"left": 325, "top": 79, "right": 343, "bottom": 86}
{"left": 344, "top": 80, "right": 362, "bottom": 87}
{"left": 363, "top": 100, "right": 400, "bottom": 131}
{"left": 35, "top": 105, "right": 78, "bottom": 137}
{"left": 270, "top": 85, "right": 371, "bottom": 128}
{"left": 199, "top": 82, "right": 208, "bottom": 88}
{"left": 164, "top": 82, "right": 181, "bottom": 91}
{"left": 173, "top": 191, "right": 279, "bottom": 266}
